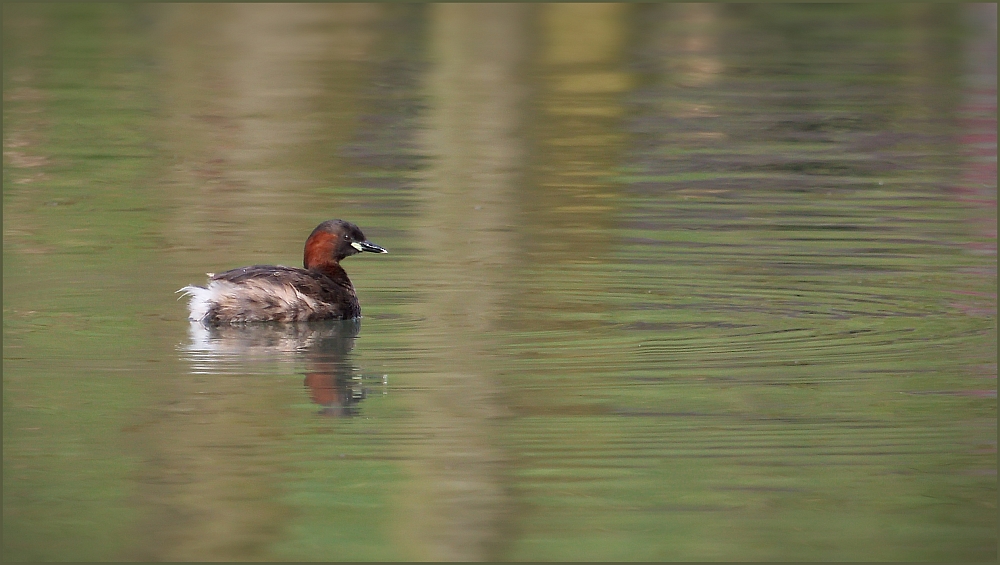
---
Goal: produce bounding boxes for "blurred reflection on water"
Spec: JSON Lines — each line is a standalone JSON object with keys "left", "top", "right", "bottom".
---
{"left": 2, "top": 3, "right": 995, "bottom": 562}
{"left": 183, "top": 320, "right": 376, "bottom": 417}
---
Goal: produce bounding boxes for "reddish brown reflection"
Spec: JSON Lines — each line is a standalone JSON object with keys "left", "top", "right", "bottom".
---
{"left": 184, "top": 319, "right": 371, "bottom": 417}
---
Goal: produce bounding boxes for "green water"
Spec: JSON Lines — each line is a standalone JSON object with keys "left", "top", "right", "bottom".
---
{"left": 3, "top": 4, "right": 995, "bottom": 561}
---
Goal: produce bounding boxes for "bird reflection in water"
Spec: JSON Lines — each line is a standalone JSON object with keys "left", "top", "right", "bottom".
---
{"left": 182, "top": 319, "right": 382, "bottom": 417}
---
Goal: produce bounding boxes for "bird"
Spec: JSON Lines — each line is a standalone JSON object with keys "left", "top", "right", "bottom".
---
{"left": 179, "top": 219, "right": 387, "bottom": 324}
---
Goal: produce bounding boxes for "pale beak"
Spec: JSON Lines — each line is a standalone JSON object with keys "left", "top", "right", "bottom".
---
{"left": 351, "top": 241, "right": 387, "bottom": 254}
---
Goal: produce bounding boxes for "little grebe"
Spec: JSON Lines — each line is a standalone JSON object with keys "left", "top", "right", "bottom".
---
{"left": 179, "top": 219, "right": 387, "bottom": 324}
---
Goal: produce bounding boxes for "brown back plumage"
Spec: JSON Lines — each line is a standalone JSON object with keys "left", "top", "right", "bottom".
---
{"left": 203, "top": 265, "right": 360, "bottom": 323}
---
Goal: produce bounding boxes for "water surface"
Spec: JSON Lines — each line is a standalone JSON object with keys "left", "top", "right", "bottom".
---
{"left": 3, "top": 4, "right": 995, "bottom": 561}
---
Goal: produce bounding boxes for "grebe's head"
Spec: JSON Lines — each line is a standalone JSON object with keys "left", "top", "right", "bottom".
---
{"left": 304, "top": 219, "right": 387, "bottom": 269}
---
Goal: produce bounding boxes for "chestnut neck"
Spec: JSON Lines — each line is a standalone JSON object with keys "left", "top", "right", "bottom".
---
{"left": 304, "top": 231, "right": 350, "bottom": 283}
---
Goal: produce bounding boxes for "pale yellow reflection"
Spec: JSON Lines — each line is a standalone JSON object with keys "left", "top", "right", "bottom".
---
{"left": 663, "top": 3, "right": 723, "bottom": 89}
{"left": 657, "top": 4, "right": 725, "bottom": 140}
{"left": 542, "top": 3, "right": 626, "bottom": 65}
{"left": 158, "top": 3, "right": 380, "bottom": 261}
{"left": 132, "top": 4, "right": 380, "bottom": 560}
{"left": 396, "top": 3, "right": 527, "bottom": 561}
{"left": 541, "top": 2, "right": 632, "bottom": 119}
{"left": 523, "top": 3, "right": 630, "bottom": 274}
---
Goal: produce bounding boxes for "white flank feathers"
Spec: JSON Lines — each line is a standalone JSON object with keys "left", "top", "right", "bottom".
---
{"left": 177, "top": 283, "right": 219, "bottom": 322}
